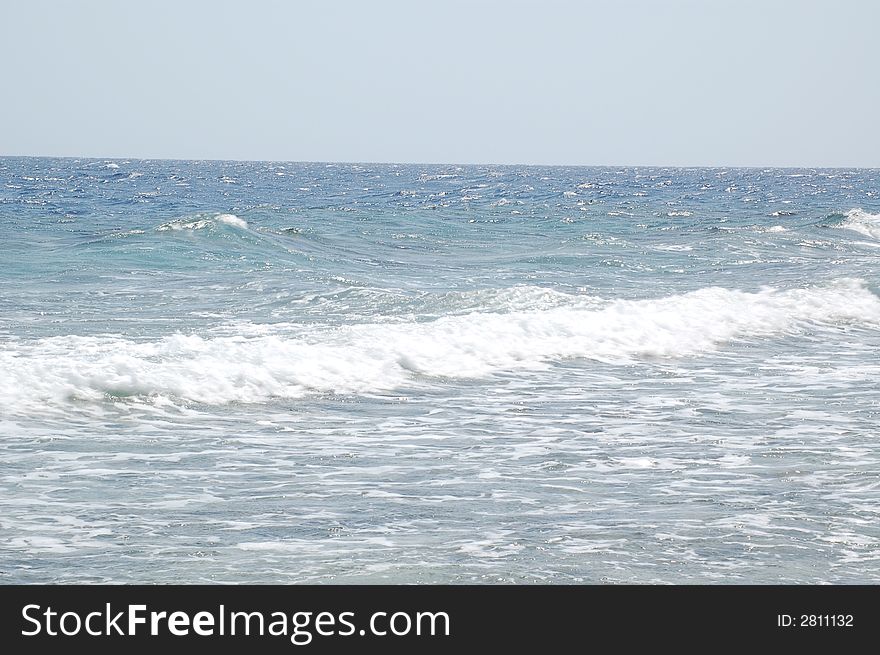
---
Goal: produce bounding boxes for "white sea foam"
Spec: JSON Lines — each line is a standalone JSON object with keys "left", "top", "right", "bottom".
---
{"left": 156, "top": 213, "right": 248, "bottom": 231}
{"left": 840, "top": 209, "right": 880, "bottom": 240}
{"left": 156, "top": 219, "right": 213, "bottom": 231}
{"left": 439, "top": 285, "right": 600, "bottom": 313}
{"left": 2, "top": 280, "right": 878, "bottom": 411}
{"left": 654, "top": 244, "right": 693, "bottom": 252}
{"left": 216, "top": 213, "right": 248, "bottom": 229}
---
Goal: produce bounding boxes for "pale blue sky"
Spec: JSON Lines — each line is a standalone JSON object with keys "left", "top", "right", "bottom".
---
{"left": 1, "top": 0, "right": 877, "bottom": 166}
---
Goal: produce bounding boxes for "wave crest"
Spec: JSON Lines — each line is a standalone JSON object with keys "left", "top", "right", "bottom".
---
{"left": 840, "top": 209, "right": 880, "bottom": 240}
{"left": 156, "top": 213, "right": 248, "bottom": 232}
{"left": 2, "top": 280, "right": 878, "bottom": 410}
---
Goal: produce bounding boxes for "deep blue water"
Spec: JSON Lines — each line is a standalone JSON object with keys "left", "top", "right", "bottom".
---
{"left": 1, "top": 157, "right": 879, "bottom": 583}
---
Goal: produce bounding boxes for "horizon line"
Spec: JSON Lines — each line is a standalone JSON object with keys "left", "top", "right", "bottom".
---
{"left": 1, "top": 152, "right": 878, "bottom": 171}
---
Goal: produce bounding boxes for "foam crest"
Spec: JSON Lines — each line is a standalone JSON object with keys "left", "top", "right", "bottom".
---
{"left": 216, "top": 213, "right": 249, "bottom": 229}
{"left": 840, "top": 209, "right": 880, "bottom": 240}
{"left": 156, "top": 213, "right": 248, "bottom": 231}
{"left": 2, "top": 280, "right": 878, "bottom": 410}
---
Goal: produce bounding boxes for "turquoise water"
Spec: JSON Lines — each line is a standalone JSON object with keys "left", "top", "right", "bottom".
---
{"left": 2, "top": 157, "right": 879, "bottom": 583}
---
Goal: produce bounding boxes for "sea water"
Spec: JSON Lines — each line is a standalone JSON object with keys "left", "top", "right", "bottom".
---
{"left": 1, "top": 158, "right": 879, "bottom": 583}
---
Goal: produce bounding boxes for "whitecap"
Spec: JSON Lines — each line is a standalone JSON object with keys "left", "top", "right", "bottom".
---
{"left": 1, "top": 279, "right": 878, "bottom": 411}
{"left": 156, "top": 213, "right": 248, "bottom": 231}
{"left": 840, "top": 208, "right": 880, "bottom": 240}
{"left": 216, "top": 213, "right": 248, "bottom": 229}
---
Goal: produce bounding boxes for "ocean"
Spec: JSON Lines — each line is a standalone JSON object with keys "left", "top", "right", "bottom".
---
{"left": 1, "top": 157, "right": 879, "bottom": 583}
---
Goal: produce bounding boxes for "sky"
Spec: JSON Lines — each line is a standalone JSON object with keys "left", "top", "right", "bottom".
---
{"left": 1, "top": 0, "right": 877, "bottom": 167}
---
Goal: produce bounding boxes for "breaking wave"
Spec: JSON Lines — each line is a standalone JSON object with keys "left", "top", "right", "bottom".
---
{"left": 2, "top": 279, "right": 878, "bottom": 411}
{"left": 840, "top": 209, "right": 880, "bottom": 240}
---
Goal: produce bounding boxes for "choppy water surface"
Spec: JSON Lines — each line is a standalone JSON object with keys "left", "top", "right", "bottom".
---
{"left": 1, "top": 158, "right": 879, "bottom": 583}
